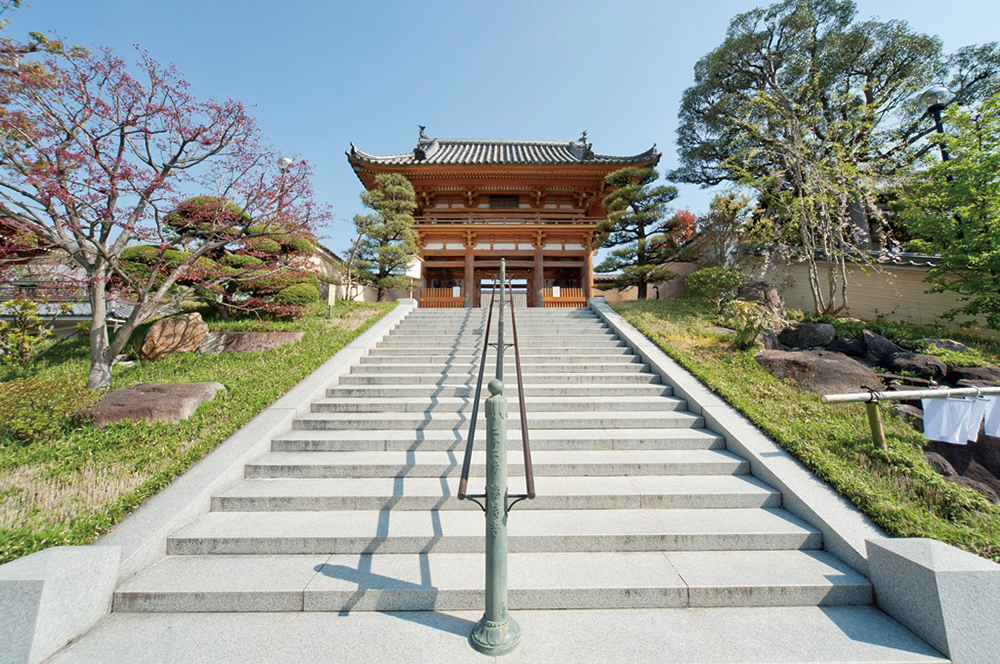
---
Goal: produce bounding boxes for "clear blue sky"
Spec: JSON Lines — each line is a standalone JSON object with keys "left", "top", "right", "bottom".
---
{"left": 11, "top": 0, "right": 999, "bottom": 254}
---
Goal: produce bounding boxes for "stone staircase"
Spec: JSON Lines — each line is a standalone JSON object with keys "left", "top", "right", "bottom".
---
{"left": 112, "top": 306, "right": 879, "bottom": 615}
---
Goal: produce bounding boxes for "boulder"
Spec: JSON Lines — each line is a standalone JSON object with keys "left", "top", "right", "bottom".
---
{"left": 890, "top": 404, "right": 924, "bottom": 431}
{"left": 736, "top": 281, "right": 785, "bottom": 318}
{"left": 199, "top": 331, "right": 305, "bottom": 355}
{"left": 923, "top": 451, "right": 956, "bottom": 477}
{"left": 887, "top": 352, "right": 948, "bottom": 382}
{"left": 757, "top": 329, "right": 787, "bottom": 351}
{"left": 863, "top": 330, "right": 905, "bottom": 365}
{"left": 139, "top": 313, "right": 209, "bottom": 361}
{"left": 778, "top": 322, "right": 836, "bottom": 349}
{"left": 948, "top": 366, "right": 1000, "bottom": 385}
{"left": 921, "top": 338, "right": 969, "bottom": 353}
{"left": 826, "top": 337, "right": 866, "bottom": 358}
{"left": 755, "top": 349, "right": 884, "bottom": 395}
{"left": 925, "top": 439, "right": 1000, "bottom": 505}
{"left": 83, "top": 382, "right": 226, "bottom": 428}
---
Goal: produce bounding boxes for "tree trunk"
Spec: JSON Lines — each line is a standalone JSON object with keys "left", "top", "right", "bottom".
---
{"left": 86, "top": 272, "right": 114, "bottom": 390}
{"left": 637, "top": 280, "right": 648, "bottom": 299}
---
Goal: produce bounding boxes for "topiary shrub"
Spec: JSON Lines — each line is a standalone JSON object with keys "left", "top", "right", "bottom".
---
{"left": 274, "top": 282, "right": 319, "bottom": 305}
{"left": 683, "top": 266, "right": 746, "bottom": 312}
{"left": 0, "top": 377, "right": 97, "bottom": 444}
{"left": 219, "top": 253, "right": 264, "bottom": 269}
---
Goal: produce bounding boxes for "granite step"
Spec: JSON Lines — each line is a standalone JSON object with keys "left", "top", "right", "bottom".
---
{"left": 242, "top": 449, "right": 749, "bottom": 479}
{"left": 166, "top": 508, "right": 823, "bottom": 555}
{"left": 292, "top": 410, "right": 702, "bottom": 430}
{"left": 324, "top": 384, "right": 673, "bottom": 399}
{"left": 212, "top": 475, "right": 780, "bottom": 512}
{"left": 337, "top": 372, "right": 661, "bottom": 385}
{"left": 349, "top": 362, "right": 649, "bottom": 375}
{"left": 112, "top": 549, "right": 869, "bottom": 613}
{"left": 270, "top": 427, "right": 724, "bottom": 452}
{"left": 310, "top": 395, "right": 686, "bottom": 414}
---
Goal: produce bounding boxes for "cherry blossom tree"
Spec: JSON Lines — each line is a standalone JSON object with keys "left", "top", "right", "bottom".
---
{"left": 0, "top": 47, "right": 328, "bottom": 388}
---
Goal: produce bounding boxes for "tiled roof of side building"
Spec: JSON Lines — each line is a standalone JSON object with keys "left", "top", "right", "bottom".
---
{"left": 348, "top": 130, "right": 659, "bottom": 167}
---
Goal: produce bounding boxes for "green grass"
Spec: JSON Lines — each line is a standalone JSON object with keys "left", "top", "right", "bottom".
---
{"left": 0, "top": 300, "right": 394, "bottom": 563}
{"left": 611, "top": 299, "right": 1000, "bottom": 561}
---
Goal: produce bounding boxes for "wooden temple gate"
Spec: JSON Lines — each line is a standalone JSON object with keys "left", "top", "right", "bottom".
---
{"left": 348, "top": 130, "right": 659, "bottom": 308}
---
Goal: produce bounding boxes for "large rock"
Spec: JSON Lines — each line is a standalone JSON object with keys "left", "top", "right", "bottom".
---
{"left": 948, "top": 366, "right": 1000, "bottom": 385}
{"left": 826, "top": 337, "right": 866, "bottom": 358}
{"left": 890, "top": 404, "right": 924, "bottom": 431}
{"left": 887, "top": 352, "right": 949, "bottom": 382}
{"left": 84, "top": 382, "right": 226, "bottom": 428}
{"left": 921, "top": 338, "right": 969, "bottom": 353}
{"left": 755, "top": 350, "right": 884, "bottom": 395}
{"left": 139, "top": 313, "right": 209, "bottom": 361}
{"left": 777, "top": 322, "right": 836, "bottom": 349}
{"left": 736, "top": 281, "right": 785, "bottom": 318}
{"left": 199, "top": 331, "right": 304, "bottom": 355}
{"left": 925, "top": 441, "right": 1000, "bottom": 505}
{"left": 863, "top": 330, "right": 905, "bottom": 365}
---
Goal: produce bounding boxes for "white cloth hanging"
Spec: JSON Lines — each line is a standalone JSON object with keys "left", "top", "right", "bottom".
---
{"left": 959, "top": 397, "right": 990, "bottom": 442}
{"left": 984, "top": 395, "right": 1000, "bottom": 438}
{"left": 922, "top": 397, "right": 973, "bottom": 445}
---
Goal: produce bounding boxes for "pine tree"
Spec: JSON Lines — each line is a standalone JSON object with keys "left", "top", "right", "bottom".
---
{"left": 354, "top": 174, "right": 418, "bottom": 301}
{"left": 594, "top": 167, "right": 679, "bottom": 299}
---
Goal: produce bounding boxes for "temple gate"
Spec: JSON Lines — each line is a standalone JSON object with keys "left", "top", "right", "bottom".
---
{"left": 347, "top": 129, "right": 659, "bottom": 307}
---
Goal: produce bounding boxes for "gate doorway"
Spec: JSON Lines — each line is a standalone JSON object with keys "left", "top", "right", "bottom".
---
{"left": 479, "top": 278, "right": 528, "bottom": 308}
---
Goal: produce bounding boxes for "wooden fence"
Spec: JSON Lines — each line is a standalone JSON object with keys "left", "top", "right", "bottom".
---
{"left": 543, "top": 287, "right": 586, "bottom": 308}
{"left": 419, "top": 287, "right": 464, "bottom": 309}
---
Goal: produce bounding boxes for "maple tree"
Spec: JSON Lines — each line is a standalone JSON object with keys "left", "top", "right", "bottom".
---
{"left": 0, "top": 47, "right": 328, "bottom": 389}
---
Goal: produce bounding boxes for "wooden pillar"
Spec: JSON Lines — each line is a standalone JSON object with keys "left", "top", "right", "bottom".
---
{"left": 584, "top": 249, "right": 594, "bottom": 301}
{"left": 532, "top": 246, "right": 544, "bottom": 308}
{"left": 464, "top": 247, "right": 474, "bottom": 308}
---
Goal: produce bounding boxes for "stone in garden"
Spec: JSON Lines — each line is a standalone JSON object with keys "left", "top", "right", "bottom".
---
{"left": 736, "top": 281, "right": 785, "bottom": 318}
{"left": 923, "top": 451, "right": 956, "bottom": 478}
{"left": 84, "top": 382, "right": 226, "bottom": 428}
{"left": 920, "top": 338, "right": 969, "bottom": 353}
{"left": 887, "top": 352, "right": 948, "bottom": 382}
{"left": 138, "top": 313, "right": 209, "bottom": 361}
{"left": 889, "top": 403, "right": 924, "bottom": 431}
{"left": 862, "top": 330, "right": 905, "bottom": 365}
{"left": 777, "top": 322, "right": 836, "bottom": 349}
{"left": 198, "top": 331, "right": 304, "bottom": 355}
{"left": 757, "top": 328, "right": 786, "bottom": 351}
{"left": 948, "top": 366, "right": 1000, "bottom": 385}
{"left": 826, "top": 337, "right": 866, "bottom": 358}
{"left": 754, "top": 349, "right": 884, "bottom": 395}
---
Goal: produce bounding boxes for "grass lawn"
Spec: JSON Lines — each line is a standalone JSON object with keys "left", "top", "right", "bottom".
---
{"left": 0, "top": 300, "right": 394, "bottom": 564}
{"left": 611, "top": 299, "right": 1000, "bottom": 561}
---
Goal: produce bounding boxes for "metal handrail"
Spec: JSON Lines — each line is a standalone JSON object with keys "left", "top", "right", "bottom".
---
{"left": 506, "top": 278, "right": 535, "bottom": 501}
{"left": 457, "top": 277, "right": 498, "bottom": 500}
{"left": 456, "top": 264, "right": 536, "bottom": 506}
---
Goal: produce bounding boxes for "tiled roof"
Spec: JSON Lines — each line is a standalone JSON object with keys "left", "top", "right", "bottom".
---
{"left": 348, "top": 130, "right": 659, "bottom": 167}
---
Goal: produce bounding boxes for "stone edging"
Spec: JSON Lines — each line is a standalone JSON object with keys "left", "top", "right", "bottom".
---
{"left": 99, "top": 299, "right": 417, "bottom": 582}
{"left": 588, "top": 297, "right": 886, "bottom": 574}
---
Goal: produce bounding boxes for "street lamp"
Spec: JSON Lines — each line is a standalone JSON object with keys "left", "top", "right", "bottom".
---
{"left": 918, "top": 85, "right": 955, "bottom": 162}
{"left": 277, "top": 157, "right": 294, "bottom": 214}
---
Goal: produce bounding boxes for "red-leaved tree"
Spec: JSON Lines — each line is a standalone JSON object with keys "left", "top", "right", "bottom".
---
{"left": 0, "top": 47, "right": 329, "bottom": 388}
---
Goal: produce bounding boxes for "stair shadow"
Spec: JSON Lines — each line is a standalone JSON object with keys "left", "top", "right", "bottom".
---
{"left": 311, "top": 311, "right": 483, "bottom": 634}
{"left": 818, "top": 606, "right": 945, "bottom": 658}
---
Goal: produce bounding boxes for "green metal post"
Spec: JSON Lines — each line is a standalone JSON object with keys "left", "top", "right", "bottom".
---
{"left": 470, "top": 378, "right": 521, "bottom": 655}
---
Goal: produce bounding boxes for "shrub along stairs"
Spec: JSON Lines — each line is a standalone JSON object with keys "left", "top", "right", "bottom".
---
{"left": 112, "top": 306, "right": 882, "bottom": 616}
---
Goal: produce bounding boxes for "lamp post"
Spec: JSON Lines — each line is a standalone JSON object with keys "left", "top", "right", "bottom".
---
{"left": 277, "top": 156, "right": 294, "bottom": 214}
{"left": 918, "top": 85, "right": 955, "bottom": 163}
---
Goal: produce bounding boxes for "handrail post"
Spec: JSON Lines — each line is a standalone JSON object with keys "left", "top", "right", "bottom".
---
{"left": 496, "top": 258, "right": 505, "bottom": 381}
{"left": 470, "top": 378, "right": 521, "bottom": 655}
